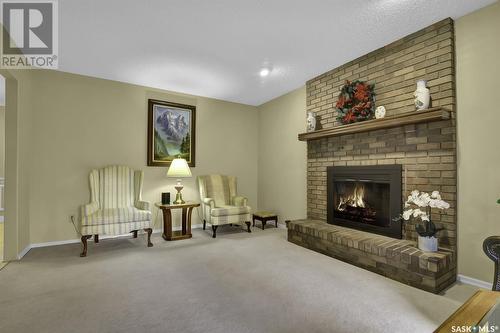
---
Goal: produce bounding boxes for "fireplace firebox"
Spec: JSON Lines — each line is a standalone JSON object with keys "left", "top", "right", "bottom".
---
{"left": 327, "top": 165, "right": 402, "bottom": 239}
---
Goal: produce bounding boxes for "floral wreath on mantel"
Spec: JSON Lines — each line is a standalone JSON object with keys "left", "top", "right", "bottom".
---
{"left": 336, "top": 80, "right": 376, "bottom": 125}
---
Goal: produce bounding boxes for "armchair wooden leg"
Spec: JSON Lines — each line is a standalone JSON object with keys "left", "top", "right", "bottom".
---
{"left": 144, "top": 228, "right": 153, "bottom": 247}
{"left": 245, "top": 221, "right": 251, "bottom": 233}
{"left": 132, "top": 230, "right": 138, "bottom": 238}
{"left": 252, "top": 216, "right": 255, "bottom": 227}
{"left": 275, "top": 218, "right": 278, "bottom": 228}
{"left": 212, "top": 225, "right": 218, "bottom": 238}
{"left": 80, "top": 235, "right": 92, "bottom": 257}
{"left": 94, "top": 235, "right": 99, "bottom": 243}
{"left": 203, "top": 220, "right": 206, "bottom": 230}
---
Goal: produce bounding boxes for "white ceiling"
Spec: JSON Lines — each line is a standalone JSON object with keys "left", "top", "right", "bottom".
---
{"left": 5, "top": 0, "right": 497, "bottom": 106}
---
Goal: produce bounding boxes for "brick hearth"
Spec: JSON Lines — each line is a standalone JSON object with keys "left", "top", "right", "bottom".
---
{"left": 288, "top": 220, "right": 456, "bottom": 293}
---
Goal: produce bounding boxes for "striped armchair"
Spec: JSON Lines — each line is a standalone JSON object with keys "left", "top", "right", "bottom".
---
{"left": 79, "top": 165, "right": 153, "bottom": 257}
{"left": 197, "top": 175, "right": 251, "bottom": 238}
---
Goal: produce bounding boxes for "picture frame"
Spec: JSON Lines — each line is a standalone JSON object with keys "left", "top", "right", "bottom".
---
{"left": 147, "top": 99, "right": 196, "bottom": 167}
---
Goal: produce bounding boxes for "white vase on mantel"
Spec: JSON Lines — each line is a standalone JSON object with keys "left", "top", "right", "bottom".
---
{"left": 306, "top": 112, "right": 317, "bottom": 132}
{"left": 418, "top": 235, "right": 438, "bottom": 252}
{"left": 414, "top": 80, "right": 430, "bottom": 111}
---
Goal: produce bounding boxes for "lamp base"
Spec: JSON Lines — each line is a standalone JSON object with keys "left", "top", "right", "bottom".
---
{"left": 173, "top": 185, "right": 185, "bottom": 204}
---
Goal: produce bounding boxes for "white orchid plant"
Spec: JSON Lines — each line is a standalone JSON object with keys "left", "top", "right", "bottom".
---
{"left": 397, "top": 190, "right": 450, "bottom": 237}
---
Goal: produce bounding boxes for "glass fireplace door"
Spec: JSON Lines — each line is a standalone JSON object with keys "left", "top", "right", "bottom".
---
{"left": 333, "top": 180, "right": 390, "bottom": 227}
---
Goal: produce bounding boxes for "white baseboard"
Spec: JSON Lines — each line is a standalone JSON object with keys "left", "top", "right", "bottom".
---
{"left": 17, "top": 222, "right": 279, "bottom": 260}
{"left": 17, "top": 245, "right": 31, "bottom": 260}
{"left": 152, "top": 224, "right": 203, "bottom": 235}
{"left": 16, "top": 224, "right": 204, "bottom": 260}
{"left": 277, "top": 222, "right": 287, "bottom": 229}
{"left": 457, "top": 274, "right": 493, "bottom": 290}
{"left": 30, "top": 238, "right": 84, "bottom": 249}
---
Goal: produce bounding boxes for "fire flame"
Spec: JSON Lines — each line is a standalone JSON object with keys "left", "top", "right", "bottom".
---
{"left": 338, "top": 184, "right": 366, "bottom": 211}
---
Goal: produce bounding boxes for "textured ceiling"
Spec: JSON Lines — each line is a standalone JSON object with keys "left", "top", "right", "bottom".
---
{"left": 7, "top": 0, "right": 498, "bottom": 106}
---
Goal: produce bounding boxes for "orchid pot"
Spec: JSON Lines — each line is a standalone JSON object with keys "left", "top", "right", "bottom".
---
{"left": 418, "top": 235, "right": 438, "bottom": 252}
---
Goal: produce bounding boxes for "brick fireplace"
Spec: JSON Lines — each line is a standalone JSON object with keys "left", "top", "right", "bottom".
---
{"left": 288, "top": 18, "right": 457, "bottom": 293}
{"left": 328, "top": 165, "right": 402, "bottom": 239}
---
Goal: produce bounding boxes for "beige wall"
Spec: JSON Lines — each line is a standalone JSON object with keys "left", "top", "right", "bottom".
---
{"left": 0, "top": 106, "right": 4, "bottom": 177}
{"left": 257, "top": 87, "right": 307, "bottom": 222}
{"left": 456, "top": 2, "right": 500, "bottom": 283}
{"left": 13, "top": 70, "right": 258, "bottom": 244}
{"left": 0, "top": 69, "right": 33, "bottom": 259}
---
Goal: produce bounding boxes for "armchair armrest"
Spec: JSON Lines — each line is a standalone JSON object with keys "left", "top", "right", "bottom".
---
{"left": 135, "top": 200, "right": 150, "bottom": 211}
{"left": 232, "top": 196, "right": 248, "bottom": 207}
{"left": 81, "top": 201, "right": 99, "bottom": 217}
{"left": 202, "top": 198, "right": 216, "bottom": 208}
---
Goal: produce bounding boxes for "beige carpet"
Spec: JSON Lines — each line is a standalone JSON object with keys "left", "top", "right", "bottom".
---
{"left": 0, "top": 226, "right": 478, "bottom": 333}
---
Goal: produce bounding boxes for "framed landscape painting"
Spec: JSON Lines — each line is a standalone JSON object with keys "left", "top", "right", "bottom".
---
{"left": 147, "top": 99, "right": 196, "bottom": 166}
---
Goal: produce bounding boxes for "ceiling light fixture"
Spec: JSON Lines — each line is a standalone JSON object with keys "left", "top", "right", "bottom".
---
{"left": 259, "top": 68, "right": 271, "bottom": 77}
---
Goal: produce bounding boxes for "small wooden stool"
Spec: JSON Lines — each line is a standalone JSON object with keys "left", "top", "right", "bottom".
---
{"left": 252, "top": 211, "right": 278, "bottom": 230}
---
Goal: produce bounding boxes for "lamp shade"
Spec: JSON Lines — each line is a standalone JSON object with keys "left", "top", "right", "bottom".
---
{"left": 166, "top": 158, "right": 192, "bottom": 178}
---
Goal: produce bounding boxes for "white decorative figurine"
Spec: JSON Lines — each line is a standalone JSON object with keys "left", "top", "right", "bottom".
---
{"left": 414, "top": 80, "right": 430, "bottom": 110}
{"left": 375, "top": 106, "right": 386, "bottom": 119}
{"left": 306, "top": 112, "right": 316, "bottom": 132}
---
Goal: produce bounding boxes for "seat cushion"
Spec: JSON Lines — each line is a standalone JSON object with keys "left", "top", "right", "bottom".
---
{"left": 253, "top": 211, "right": 277, "bottom": 218}
{"left": 211, "top": 205, "right": 250, "bottom": 217}
{"left": 83, "top": 207, "right": 151, "bottom": 225}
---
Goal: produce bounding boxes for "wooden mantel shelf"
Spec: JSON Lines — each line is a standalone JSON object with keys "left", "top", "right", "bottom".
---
{"left": 298, "top": 107, "right": 452, "bottom": 141}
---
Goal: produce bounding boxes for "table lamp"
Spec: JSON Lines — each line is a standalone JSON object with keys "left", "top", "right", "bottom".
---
{"left": 166, "top": 158, "right": 192, "bottom": 204}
